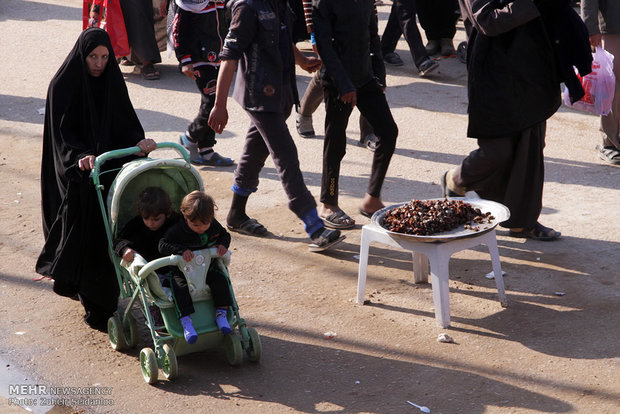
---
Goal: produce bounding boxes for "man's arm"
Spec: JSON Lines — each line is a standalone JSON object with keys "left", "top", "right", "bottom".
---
{"left": 312, "top": 0, "right": 355, "bottom": 96}
{"left": 461, "top": 0, "right": 540, "bottom": 37}
{"left": 208, "top": 59, "right": 237, "bottom": 134}
{"left": 293, "top": 44, "right": 321, "bottom": 73}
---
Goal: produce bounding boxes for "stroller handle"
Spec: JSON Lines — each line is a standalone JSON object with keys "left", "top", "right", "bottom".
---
{"left": 137, "top": 248, "right": 231, "bottom": 280}
{"left": 92, "top": 142, "right": 190, "bottom": 177}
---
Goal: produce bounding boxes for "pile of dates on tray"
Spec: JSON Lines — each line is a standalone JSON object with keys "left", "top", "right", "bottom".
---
{"left": 383, "top": 199, "right": 494, "bottom": 236}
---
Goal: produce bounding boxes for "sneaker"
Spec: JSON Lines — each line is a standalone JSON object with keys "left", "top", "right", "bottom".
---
{"left": 193, "top": 150, "right": 235, "bottom": 166}
{"left": 359, "top": 133, "right": 377, "bottom": 152}
{"left": 215, "top": 309, "right": 231, "bottom": 335}
{"left": 596, "top": 144, "right": 620, "bottom": 165}
{"left": 425, "top": 39, "right": 440, "bottom": 56}
{"left": 296, "top": 112, "right": 315, "bottom": 138}
{"left": 180, "top": 316, "right": 198, "bottom": 344}
{"left": 440, "top": 38, "right": 456, "bottom": 57}
{"left": 180, "top": 134, "right": 234, "bottom": 166}
{"left": 383, "top": 52, "right": 404, "bottom": 66}
{"left": 418, "top": 57, "right": 439, "bottom": 77}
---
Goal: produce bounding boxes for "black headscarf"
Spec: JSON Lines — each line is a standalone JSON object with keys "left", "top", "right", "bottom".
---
{"left": 37, "top": 28, "right": 145, "bottom": 326}
{"left": 40, "top": 28, "right": 145, "bottom": 236}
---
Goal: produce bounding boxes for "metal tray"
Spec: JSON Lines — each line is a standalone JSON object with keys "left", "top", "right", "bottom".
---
{"left": 370, "top": 198, "right": 510, "bottom": 243}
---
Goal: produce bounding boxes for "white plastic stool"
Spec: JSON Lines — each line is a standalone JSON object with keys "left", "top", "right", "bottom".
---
{"left": 356, "top": 223, "right": 508, "bottom": 328}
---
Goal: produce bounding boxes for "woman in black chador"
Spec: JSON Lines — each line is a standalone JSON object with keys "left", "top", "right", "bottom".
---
{"left": 36, "top": 28, "right": 156, "bottom": 331}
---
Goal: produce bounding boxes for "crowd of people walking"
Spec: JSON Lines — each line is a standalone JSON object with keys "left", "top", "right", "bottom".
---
{"left": 38, "top": 0, "right": 616, "bottom": 330}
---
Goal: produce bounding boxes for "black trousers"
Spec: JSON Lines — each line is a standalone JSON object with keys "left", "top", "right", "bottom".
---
{"left": 416, "top": 0, "right": 458, "bottom": 40}
{"left": 187, "top": 65, "right": 219, "bottom": 149}
{"left": 321, "top": 80, "right": 398, "bottom": 205}
{"left": 119, "top": 0, "right": 161, "bottom": 64}
{"left": 455, "top": 122, "right": 547, "bottom": 229}
{"left": 380, "top": 0, "right": 428, "bottom": 68}
{"left": 164, "top": 263, "right": 232, "bottom": 318}
{"left": 234, "top": 82, "right": 317, "bottom": 218}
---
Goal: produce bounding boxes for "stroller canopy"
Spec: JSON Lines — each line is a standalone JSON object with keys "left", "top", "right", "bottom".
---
{"left": 107, "top": 158, "right": 204, "bottom": 236}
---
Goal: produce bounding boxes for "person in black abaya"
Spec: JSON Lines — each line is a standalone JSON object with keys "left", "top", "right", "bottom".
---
{"left": 36, "top": 28, "right": 157, "bottom": 331}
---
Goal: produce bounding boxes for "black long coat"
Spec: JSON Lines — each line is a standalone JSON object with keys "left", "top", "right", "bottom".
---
{"left": 459, "top": 0, "right": 561, "bottom": 139}
{"left": 36, "top": 28, "right": 145, "bottom": 320}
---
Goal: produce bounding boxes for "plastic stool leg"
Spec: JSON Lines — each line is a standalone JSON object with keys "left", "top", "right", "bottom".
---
{"left": 428, "top": 250, "right": 451, "bottom": 328}
{"left": 485, "top": 231, "right": 508, "bottom": 307}
{"left": 412, "top": 252, "right": 429, "bottom": 284}
{"left": 356, "top": 228, "right": 372, "bottom": 303}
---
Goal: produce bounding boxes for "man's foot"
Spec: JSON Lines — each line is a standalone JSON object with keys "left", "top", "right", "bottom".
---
{"left": 440, "top": 170, "right": 465, "bottom": 198}
{"left": 425, "top": 39, "right": 440, "bottom": 56}
{"left": 596, "top": 144, "right": 620, "bottom": 165}
{"left": 308, "top": 228, "right": 345, "bottom": 252}
{"left": 457, "top": 41, "right": 468, "bottom": 64}
{"left": 508, "top": 222, "right": 561, "bottom": 241}
{"left": 215, "top": 309, "right": 231, "bottom": 335}
{"left": 119, "top": 56, "right": 135, "bottom": 66}
{"left": 179, "top": 135, "right": 235, "bottom": 166}
{"left": 296, "top": 112, "right": 315, "bottom": 138}
{"left": 418, "top": 57, "right": 439, "bottom": 77}
{"left": 320, "top": 209, "right": 356, "bottom": 229}
{"left": 192, "top": 149, "right": 235, "bottom": 166}
{"left": 227, "top": 218, "right": 268, "bottom": 237}
{"left": 180, "top": 316, "right": 197, "bottom": 344}
{"left": 359, "top": 133, "right": 377, "bottom": 152}
{"left": 142, "top": 63, "right": 160, "bottom": 80}
{"left": 383, "top": 52, "right": 404, "bottom": 66}
{"left": 359, "top": 194, "right": 385, "bottom": 219}
{"left": 440, "top": 38, "right": 456, "bottom": 56}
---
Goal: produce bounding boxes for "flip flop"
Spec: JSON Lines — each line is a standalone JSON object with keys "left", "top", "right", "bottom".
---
{"left": 358, "top": 208, "right": 376, "bottom": 218}
{"left": 227, "top": 218, "right": 268, "bottom": 237}
{"left": 308, "top": 229, "right": 345, "bottom": 252}
{"left": 509, "top": 222, "right": 561, "bottom": 241}
{"left": 321, "top": 210, "right": 355, "bottom": 229}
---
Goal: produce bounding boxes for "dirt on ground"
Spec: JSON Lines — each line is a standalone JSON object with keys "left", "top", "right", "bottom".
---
{"left": 1, "top": 1, "right": 619, "bottom": 413}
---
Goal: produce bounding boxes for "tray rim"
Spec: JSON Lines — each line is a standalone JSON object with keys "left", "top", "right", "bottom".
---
{"left": 370, "top": 197, "right": 511, "bottom": 243}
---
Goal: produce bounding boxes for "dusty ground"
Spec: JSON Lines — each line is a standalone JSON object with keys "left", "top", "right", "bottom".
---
{"left": 1, "top": 1, "right": 619, "bottom": 413}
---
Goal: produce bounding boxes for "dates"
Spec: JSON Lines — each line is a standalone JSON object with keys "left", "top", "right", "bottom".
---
{"left": 383, "top": 199, "right": 494, "bottom": 236}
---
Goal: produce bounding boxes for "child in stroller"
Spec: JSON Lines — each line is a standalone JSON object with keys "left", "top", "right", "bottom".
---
{"left": 159, "top": 190, "right": 233, "bottom": 339}
{"left": 113, "top": 186, "right": 204, "bottom": 344}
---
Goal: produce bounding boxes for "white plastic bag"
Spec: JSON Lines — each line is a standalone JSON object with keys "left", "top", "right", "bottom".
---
{"left": 563, "top": 46, "right": 615, "bottom": 116}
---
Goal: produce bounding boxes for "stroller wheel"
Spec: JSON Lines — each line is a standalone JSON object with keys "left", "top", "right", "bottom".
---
{"left": 123, "top": 312, "right": 138, "bottom": 348}
{"left": 224, "top": 334, "right": 243, "bottom": 366}
{"left": 245, "top": 327, "right": 262, "bottom": 363}
{"left": 140, "top": 347, "right": 159, "bottom": 384}
{"left": 108, "top": 316, "right": 128, "bottom": 351}
{"left": 161, "top": 343, "right": 178, "bottom": 380}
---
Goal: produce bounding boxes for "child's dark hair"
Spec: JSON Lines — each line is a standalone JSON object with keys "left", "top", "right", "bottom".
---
{"left": 180, "top": 190, "right": 216, "bottom": 223}
{"left": 136, "top": 187, "right": 172, "bottom": 218}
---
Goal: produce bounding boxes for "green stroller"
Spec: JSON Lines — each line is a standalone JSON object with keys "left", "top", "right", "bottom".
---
{"left": 92, "top": 142, "right": 261, "bottom": 384}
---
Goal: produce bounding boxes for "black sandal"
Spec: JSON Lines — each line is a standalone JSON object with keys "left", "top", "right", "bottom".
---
{"left": 308, "top": 228, "right": 345, "bottom": 252}
{"left": 509, "top": 222, "right": 561, "bottom": 241}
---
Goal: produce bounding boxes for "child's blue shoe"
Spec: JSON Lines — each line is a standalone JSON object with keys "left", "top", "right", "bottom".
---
{"left": 180, "top": 316, "right": 197, "bottom": 344}
{"left": 215, "top": 309, "right": 231, "bottom": 335}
